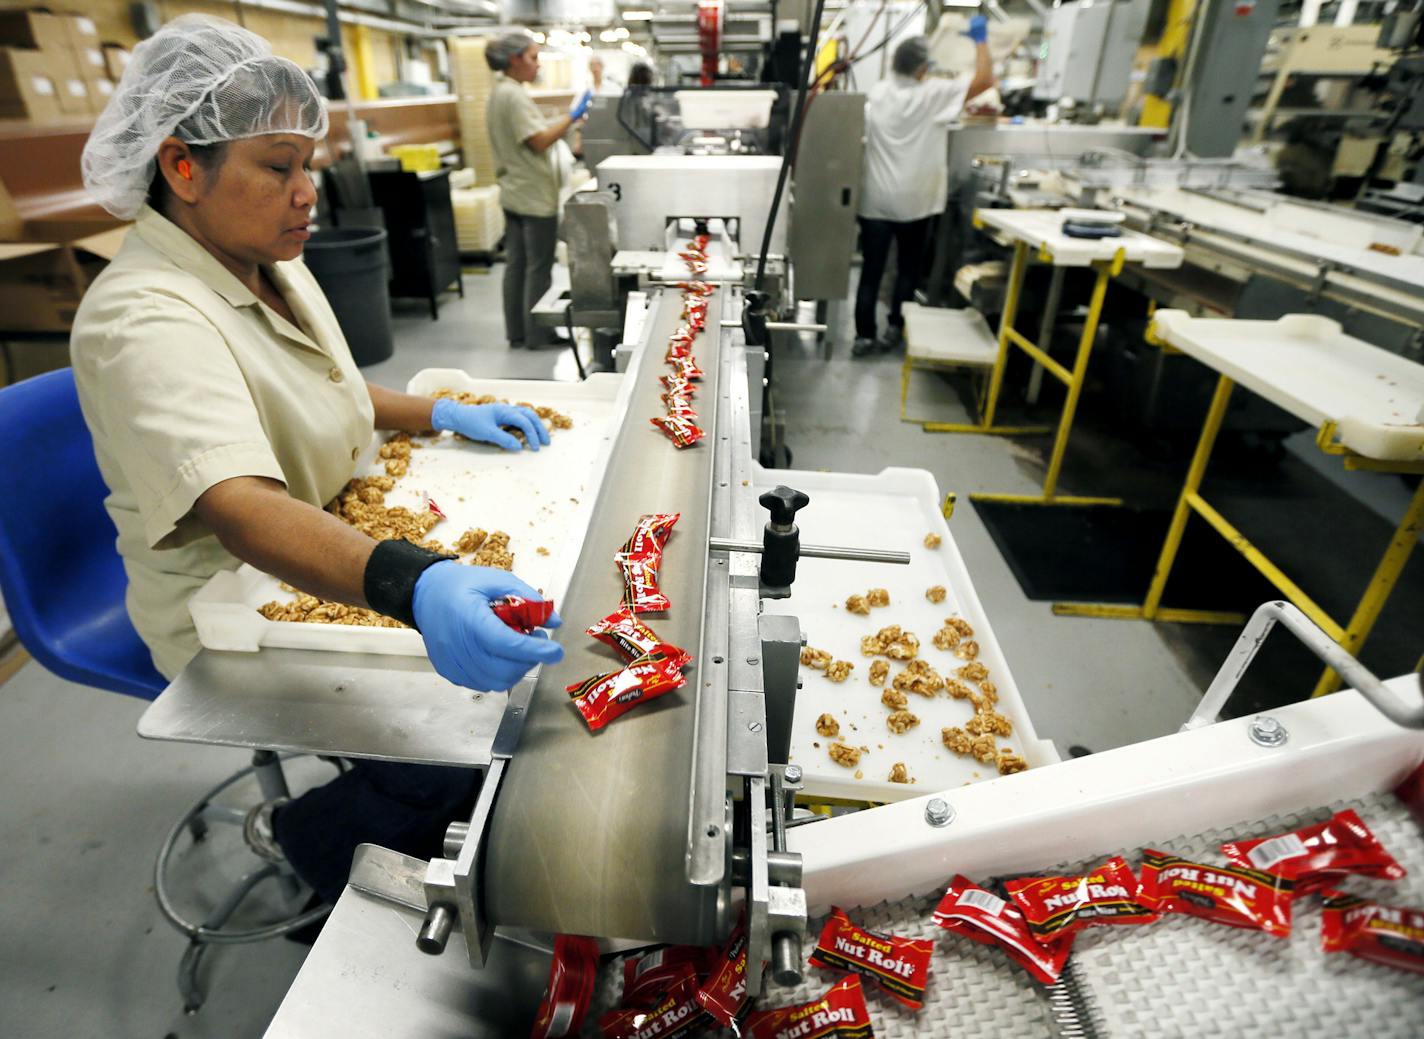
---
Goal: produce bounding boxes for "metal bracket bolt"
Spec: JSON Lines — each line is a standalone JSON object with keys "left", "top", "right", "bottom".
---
{"left": 783, "top": 765, "right": 802, "bottom": 784}
{"left": 1247, "top": 715, "right": 1289, "bottom": 748}
{"left": 924, "top": 798, "right": 955, "bottom": 827}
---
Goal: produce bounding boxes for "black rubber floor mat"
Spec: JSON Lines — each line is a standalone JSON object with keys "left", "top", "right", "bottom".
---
{"left": 971, "top": 500, "right": 1281, "bottom": 608}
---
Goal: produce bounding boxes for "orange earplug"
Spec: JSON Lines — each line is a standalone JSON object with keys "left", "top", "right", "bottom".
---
{"left": 177, "top": 159, "right": 192, "bottom": 180}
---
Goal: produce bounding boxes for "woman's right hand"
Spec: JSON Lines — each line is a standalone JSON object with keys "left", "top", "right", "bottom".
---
{"left": 411, "top": 561, "right": 563, "bottom": 691}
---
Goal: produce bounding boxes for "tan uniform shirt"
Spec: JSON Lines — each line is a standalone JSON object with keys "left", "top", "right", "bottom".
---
{"left": 487, "top": 76, "right": 559, "bottom": 218}
{"left": 70, "top": 205, "right": 374, "bottom": 679}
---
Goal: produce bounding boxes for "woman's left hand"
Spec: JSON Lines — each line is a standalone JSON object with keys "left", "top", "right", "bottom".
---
{"left": 431, "top": 398, "right": 551, "bottom": 452}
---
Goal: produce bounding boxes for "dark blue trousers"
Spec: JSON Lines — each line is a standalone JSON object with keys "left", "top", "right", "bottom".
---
{"left": 273, "top": 761, "right": 481, "bottom": 905}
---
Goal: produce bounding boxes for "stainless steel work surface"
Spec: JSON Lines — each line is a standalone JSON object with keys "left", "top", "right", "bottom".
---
{"left": 265, "top": 887, "right": 552, "bottom": 1038}
{"left": 138, "top": 648, "right": 506, "bottom": 767}
{"left": 484, "top": 287, "right": 726, "bottom": 943}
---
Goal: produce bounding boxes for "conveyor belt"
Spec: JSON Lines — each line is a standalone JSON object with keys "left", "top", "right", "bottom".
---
{"left": 582, "top": 791, "right": 1424, "bottom": 1036}
{"left": 484, "top": 287, "right": 727, "bottom": 943}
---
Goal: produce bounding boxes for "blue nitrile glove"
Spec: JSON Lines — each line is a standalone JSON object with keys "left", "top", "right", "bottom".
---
{"left": 431, "top": 398, "right": 551, "bottom": 452}
{"left": 412, "top": 561, "right": 563, "bottom": 691}
{"left": 569, "top": 89, "right": 593, "bottom": 121}
{"left": 964, "top": 14, "right": 989, "bottom": 44}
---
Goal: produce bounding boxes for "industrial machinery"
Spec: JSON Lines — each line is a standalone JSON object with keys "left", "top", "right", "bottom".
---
{"left": 1032, "top": 0, "right": 1150, "bottom": 114}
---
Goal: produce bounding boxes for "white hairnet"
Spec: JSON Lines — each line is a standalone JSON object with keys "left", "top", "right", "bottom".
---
{"left": 82, "top": 14, "right": 328, "bottom": 220}
{"left": 485, "top": 32, "right": 535, "bottom": 72}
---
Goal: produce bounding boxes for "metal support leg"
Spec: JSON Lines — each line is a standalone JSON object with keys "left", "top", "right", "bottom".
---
{"left": 1311, "top": 476, "right": 1424, "bottom": 697}
{"left": 251, "top": 750, "right": 299, "bottom": 898}
{"left": 1039, "top": 263, "right": 1110, "bottom": 500}
{"left": 981, "top": 240, "right": 1029, "bottom": 429}
{"left": 1142, "top": 374, "right": 1235, "bottom": 618}
{"left": 1026, "top": 266, "right": 1065, "bottom": 406}
{"left": 566, "top": 306, "right": 587, "bottom": 381}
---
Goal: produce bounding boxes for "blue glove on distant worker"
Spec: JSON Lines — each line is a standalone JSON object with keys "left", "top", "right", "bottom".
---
{"left": 964, "top": 14, "right": 989, "bottom": 44}
{"left": 431, "top": 398, "right": 551, "bottom": 452}
{"left": 412, "top": 561, "right": 563, "bottom": 691}
{"left": 569, "top": 88, "right": 593, "bottom": 121}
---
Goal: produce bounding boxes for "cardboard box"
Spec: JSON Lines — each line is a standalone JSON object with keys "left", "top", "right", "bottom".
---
{"left": 101, "top": 43, "right": 129, "bottom": 81}
{"left": 90, "top": 76, "right": 113, "bottom": 113}
{"left": 63, "top": 13, "right": 100, "bottom": 53}
{"left": 0, "top": 47, "right": 62, "bottom": 122}
{"left": 0, "top": 226, "right": 128, "bottom": 333}
{"left": 52, "top": 62, "right": 91, "bottom": 116}
{"left": 73, "top": 42, "right": 107, "bottom": 83}
{"left": 0, "top": 10, "right": 70, "bottom": 52}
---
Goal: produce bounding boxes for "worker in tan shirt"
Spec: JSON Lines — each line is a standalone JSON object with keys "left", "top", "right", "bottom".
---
{"left": 484, "top": 31, "right": 591, "bottom": 349}
{"left": 72, "top": 15, "right": 563, "bottom": 912}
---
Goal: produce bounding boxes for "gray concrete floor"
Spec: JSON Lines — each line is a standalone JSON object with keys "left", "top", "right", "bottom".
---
{"left": 0, "top": 263, "right": 1413, "bottom": 1037}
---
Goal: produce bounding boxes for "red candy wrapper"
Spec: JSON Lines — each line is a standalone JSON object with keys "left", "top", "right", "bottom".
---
{"left": 531, "top": 934, "right": 600, "bottom": 1039}
{"left": 665, "top": 341, "right": 695, "bottom": 363}
{"left": 1221, "top": 809, "right": 1407, "bottom": 892}
{"left": 1322, "top": 889, "right": 1424, "bottom": 975}
{"left": 661, "top": 374, "right": 697, "bottom": 397}
{"left": 1137, "top": 849, "right": 1294, "bottom": 937}
{"left": 1005, "top": 856, "right": 1159, "bottom": 943}
{"left": 620, "top": 513, "right": 680, "bottom": 560}
{"left": 932, "top": 876, "right": 1073, "bottom": 985}
{"left": 664, "top": 398, "right": 699, "bottom": 422}
{"left": 599, "top": 988, "right": 708, "bottom": 1039}
{"left": 671, "top": 358, "right": 704, "bottom": 382}
{"left": 621, "top": 947, "right": 711, "bottom": 1009}
{"left": 808, "top": 907, "right": 932, "bottom": 1010}
{"left": 566, "top": 644, "right": 687, "bottom": 731}
{"left": 491, "top": 595, "right": 555, "bottom": 634}
{"left": 587, "top": 607, "right": 663, "bottom": 661}
{"left": 743, "top": 976, "right": 874, "bottom": 1039}
{"left": 696, "top": 915, "right": 756, "bottom": 1027}
{"left": 651, "top": 415, "right": 706, "bottom": 449}
{"left": 678, "top": 281, "right": 714, "bottom": 296}
{"left": 618, "top": 554, "right": 671, "bottom": 613}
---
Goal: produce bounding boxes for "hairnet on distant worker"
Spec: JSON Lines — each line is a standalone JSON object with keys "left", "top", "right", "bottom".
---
{"left": 892, "top": 35, "right": 931, "bottom": 77}
{"left": 485, "top": 32, "right": 535, "bottom": 72}
{"left": 82, "top": 14, "right": 328, "bottom": 220}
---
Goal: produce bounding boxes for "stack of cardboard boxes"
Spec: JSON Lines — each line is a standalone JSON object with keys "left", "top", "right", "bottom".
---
{"left": 0, "top": 10, "right": 127, "bottom": 123}
{"left": 450, "top": 38, "right": 497, "bottom": 187}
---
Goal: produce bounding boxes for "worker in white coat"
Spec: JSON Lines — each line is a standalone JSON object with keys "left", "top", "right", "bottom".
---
{"left": 72, "top": 15, "right": 563, "bottom": 916}
{"left": 853, "top": 20, "right": 995, "bottom": 357}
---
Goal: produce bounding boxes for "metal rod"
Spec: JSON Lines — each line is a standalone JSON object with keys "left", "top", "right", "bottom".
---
{"left": 708, "top": 537, "right": 910, "bottom": 565}
{"left": 721, "top": 320, "right": 828, "bottom": 332}
{"left": 1183, "top": 601, "right": 1424, "bottom": 731}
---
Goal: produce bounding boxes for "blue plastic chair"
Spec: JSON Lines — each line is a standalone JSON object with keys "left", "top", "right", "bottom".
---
{"left": 0, "top": 368, "right": 166, "bottom": 698}
{"left": 0, "top": 368, "right": 326, "bottom": 1012}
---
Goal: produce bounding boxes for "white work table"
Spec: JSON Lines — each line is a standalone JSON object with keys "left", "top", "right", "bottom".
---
{"left": 976, "top": 207, "right": 1185, "bottom": 269}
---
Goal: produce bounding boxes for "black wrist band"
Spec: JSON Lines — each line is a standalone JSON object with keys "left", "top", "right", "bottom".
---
{"left": 364, "top": 539, "right": 455, "bottom": 630}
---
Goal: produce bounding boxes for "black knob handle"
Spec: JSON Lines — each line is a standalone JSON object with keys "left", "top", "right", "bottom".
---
{"left": 759, "top": 486, "right": 809, "bottom": 527}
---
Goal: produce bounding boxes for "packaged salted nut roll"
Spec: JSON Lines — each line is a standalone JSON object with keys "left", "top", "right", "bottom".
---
{"left": 530, "top": 934, "right": 599, "bottom": 1039}
{"left": 1321, "top": 889, "right": 1424, "bottom": 975}
{"left": 932, "top": 876, "right": 1073, "bottom": 985}
{"left": 743, "top": 976, "right": 874, "bottom": 1039}
{"left": 620, "top": 946, "right": 712, "bottom": 1010}
{"left": 1221, "top": 809, "right": 1407, "bottom": 892}
{"left": 695, "top": 914, "right": 757, "bottom": 1027}
{"left": 1137, "top": 850, "right": 1294, "bottom": 937}
{"left": 807, "top": 907, "right": 933, "bottom": 1010}
{"left": 490, "top": 595, "right": 555, "bottom": 634}
{"left": 1004, "top": 856, "right": 1159, "bottom": 944}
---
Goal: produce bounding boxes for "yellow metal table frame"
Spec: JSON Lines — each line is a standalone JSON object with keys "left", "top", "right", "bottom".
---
{"left": 1055, "top": 369, "right": 1424, "bottom": 698}
{"left": 926, "top": 225, "right": 1128, "bottom": 508}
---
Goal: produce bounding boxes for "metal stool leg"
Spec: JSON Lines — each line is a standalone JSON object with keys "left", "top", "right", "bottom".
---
{"left": 178, "top": 862, "right": 282, "bottom": 1014}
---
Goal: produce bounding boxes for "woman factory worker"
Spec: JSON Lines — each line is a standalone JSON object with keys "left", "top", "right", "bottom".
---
{"left": 72, "top": 16, "right": 563, "bottom": 911}
{"left": 853, "top": 20, "right": 995, "bottom": 357}
{"left": 484, "top": 32, "right": 592, "bottom": 349}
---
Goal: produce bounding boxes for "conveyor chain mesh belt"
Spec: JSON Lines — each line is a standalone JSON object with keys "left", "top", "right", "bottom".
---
{"left": 582, "top": 792, "right": 1424, "bottom": 1036}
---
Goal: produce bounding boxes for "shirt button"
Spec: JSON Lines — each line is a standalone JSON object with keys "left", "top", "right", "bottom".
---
{"left": 351, "top": 446, "right": 360, "bottom": 460}
{"left": 329, "top": 366, "right": 344, "bottom": 383}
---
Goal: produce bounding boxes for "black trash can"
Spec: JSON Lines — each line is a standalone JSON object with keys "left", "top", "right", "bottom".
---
{"left": 302, "top": 227, "right": 393, "bottom": 366}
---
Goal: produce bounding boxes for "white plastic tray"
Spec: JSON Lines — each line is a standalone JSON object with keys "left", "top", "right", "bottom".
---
{"left": 757, "top": 466, "right": 1058, "bottom": 804}
{"left": 189, "top": 370, "right": 631, "bottom": 655}
{"left": 902, "top": 303, "right": 998, "bottom": 366}
{"left": 977, "top": 207, "right": 1185, "bottom": 269}
{"left": 1152, "top": 310, "right": 1424, "bottom": 462}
